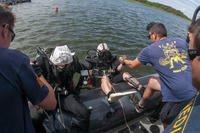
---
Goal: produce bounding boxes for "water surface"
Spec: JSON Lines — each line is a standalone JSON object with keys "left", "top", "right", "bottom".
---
{"left": 12, "top": 0, "right": 190, "bottom": 76}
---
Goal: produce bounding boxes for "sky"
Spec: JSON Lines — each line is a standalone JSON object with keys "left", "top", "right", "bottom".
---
{"left": 148, "top": 0, "right": 200, "bottom": 19}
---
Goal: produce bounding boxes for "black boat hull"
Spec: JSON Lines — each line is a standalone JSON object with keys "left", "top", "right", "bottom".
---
{"left": 31, "top": 74, "right": 163, "bottom": 133}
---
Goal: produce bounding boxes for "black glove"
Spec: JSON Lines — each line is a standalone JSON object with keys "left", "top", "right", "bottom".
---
{"left": 32, "top": 63, "right": 43, "bottom": 76}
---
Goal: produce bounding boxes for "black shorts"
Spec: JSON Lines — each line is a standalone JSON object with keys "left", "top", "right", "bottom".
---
{"left": 62, "top": 94, "right": 90, "bottom": 120}
{"left": 160, "top": 99, "right": 191, "bottom": 125}
{"left": 110, "top": 73, "right": 123, "bottom": 83}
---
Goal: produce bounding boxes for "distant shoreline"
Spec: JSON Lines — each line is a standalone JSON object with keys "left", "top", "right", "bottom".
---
{"left": 128, "top": 0, "right": 191, "bottom": 21}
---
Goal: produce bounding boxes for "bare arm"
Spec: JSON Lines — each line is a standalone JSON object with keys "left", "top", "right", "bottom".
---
{"left": 36, "top": 75, "right": 57, "bottom": 110}
{"left": 119, "top": 57, "right": 142, "bottom": 70}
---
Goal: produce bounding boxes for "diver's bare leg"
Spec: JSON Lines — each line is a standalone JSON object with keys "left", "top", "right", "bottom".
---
{"left": 101, "top": 75, "right": 113, "bottom": 95}
{"left": 122, "top": 72, "right": 142, "bottom": 90}
{"left": 102, "top": 74, "right": 142, "bottom": 102}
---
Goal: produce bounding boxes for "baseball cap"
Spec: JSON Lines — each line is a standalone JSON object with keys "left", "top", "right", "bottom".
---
{"left": 97, "top": 43, "right": 109, "bottom": 52}
{"left": 50, "top": 45, "right": 75, "bottom": 65}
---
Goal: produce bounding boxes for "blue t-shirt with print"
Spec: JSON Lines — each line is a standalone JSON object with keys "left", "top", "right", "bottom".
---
{"left": 0, "top": 48, "right": 48, "bottom": 133}
{"left": 137, "top": 37, "right": 197, "bottom": 102}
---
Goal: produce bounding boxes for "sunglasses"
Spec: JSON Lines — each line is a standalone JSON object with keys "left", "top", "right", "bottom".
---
{"left": 2, "top": 24, "right": 15, "bottom": 42}
{"left": 188, "top": 49, "right": 200, "bottom": 60}
{"left": 8, "top": 27, "right": 15, "bottom": 42}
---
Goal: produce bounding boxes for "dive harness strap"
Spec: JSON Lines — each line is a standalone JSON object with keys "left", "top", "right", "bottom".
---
{"left": 124, "top": 77, "right": 142, "bottom": 90}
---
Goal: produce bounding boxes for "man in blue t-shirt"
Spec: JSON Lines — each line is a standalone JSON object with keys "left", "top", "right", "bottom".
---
{"left": 0, "top": 4, "right": 57, "bottom": 133}
{"left": 119, "top": 22, "right": 197, "bottom": 128}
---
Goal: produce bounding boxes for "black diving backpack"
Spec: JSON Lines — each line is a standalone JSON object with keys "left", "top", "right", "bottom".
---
{"left": 96, "top": 50, "right": 114, "bottom": 69}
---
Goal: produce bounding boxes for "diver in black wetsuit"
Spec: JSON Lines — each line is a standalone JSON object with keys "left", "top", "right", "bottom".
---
{"left": 87, "top": 43, "right": 142, "bottom": 102}
{"left": 34, "top": 45, "right": 90, "bottom": 133}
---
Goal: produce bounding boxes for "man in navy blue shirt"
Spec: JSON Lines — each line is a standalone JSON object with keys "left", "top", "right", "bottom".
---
{"left": 0, "top": 4, "right": 57, "bottom": 133}
{"left": 119, "top": 22, "right": 197, "bottom": 128}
